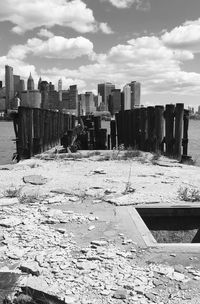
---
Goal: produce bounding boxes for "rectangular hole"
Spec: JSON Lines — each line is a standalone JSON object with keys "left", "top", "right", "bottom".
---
{"left": 136, "top": 207, "right": 200, "bottom": 244}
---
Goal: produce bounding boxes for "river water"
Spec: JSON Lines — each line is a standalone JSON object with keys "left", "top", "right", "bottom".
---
{"left": 0, "top": 120, "right": 199, "bottom": 166}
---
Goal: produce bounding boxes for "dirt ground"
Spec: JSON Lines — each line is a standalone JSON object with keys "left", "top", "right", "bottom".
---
{"left": 0, "top": 150, "right": 200, "bottom": 303}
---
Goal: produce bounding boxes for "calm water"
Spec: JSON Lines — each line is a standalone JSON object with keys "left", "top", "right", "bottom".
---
{"left": 0, "top": 120, "right": 199, "bottom": 166}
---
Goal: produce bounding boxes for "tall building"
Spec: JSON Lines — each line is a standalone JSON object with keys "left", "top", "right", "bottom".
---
{"left": 108, "top": 89, "right": 121, "bottom": 115}
{"left": 27, "top": 73, "right": 35, "bottom": 91}
{"left": 58, "top": 78, "right": 62, "bottom": 102}
{"left": 85, "top": 91, "right": 96, "bottom": 114}
{"left": 49, "top": 82, "right": 55, "bottom": 92}
{"left": 40, "top": 81, "right": 49, "bottom": 109}
{"left": 5, "top": 65, "right": 14, "bottom": 110}
{"left": 123, "top": 84, "right": 131, "bottom": 110}
{"left": 78, "top": 94, "right": 86, "bottom": 115}
{"left": 98, "top": 82, "right": 115, "bottom": 110}
{"left": 13, "top": 75, "right": 21, "bottom": 96}
{"left": 94, "top": 94, "right": 102, "bottom": 110}
{"left": 129, "top": 81, "right": 141, "bottom": 108}
{"left": 38, "top": 77, "right": 42, "bottom": 91}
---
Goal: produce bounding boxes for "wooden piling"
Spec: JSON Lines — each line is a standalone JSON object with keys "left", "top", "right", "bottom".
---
{"left": 174, "top": 103, "right": 184, "bottom": 158}
{"left": 110, "top": 120, "right": 116, "bottom": 149}
{"left": 182, "top": 109, "right": 189, "bottom": 156}
{"left": 140, "top": 108, "right": 147, "bottom": 151}
{"left": 155, "top": 105, "right": 164, "bottom": 152}
{"left": 165, "top": 104, "right": 175, "bottom": 156}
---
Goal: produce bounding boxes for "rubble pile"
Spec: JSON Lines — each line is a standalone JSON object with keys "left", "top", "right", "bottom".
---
{"left": 0, "top": 196, "right": 200, "bottom": 303}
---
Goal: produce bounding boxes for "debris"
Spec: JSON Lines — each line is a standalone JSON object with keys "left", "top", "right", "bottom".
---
{"left": 23, "top": 175, "right": 48, "bottom": 185}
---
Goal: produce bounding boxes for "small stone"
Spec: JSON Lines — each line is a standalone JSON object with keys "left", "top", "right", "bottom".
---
{"left": 56, "top": 228, "right": 66, "bottom": 234}
{"left": 101, "top": 290, "right": 110, "bottom": 296}
{"left": 23, "top": 175, "right": 48, "bottom": 185}
{"left": 91, "top": 240, "right": 107, "bottom": 246}
{"left": 170, "top": 253, "right": 176, "bottom": 257}
{"left": 145, "top": 292, "right": 157, "bottom": 302}
{"left": 173, "top": 272, "right": 185, "bottom": 282}
{"left": 113, "top": 289, "right": 127, "bottom": 299}
{"left": 88, "top": 225, "right": 95, "bottom": 231}
{"left": 174, "top": 265, "right": 185, "bottom": 274}
{"left": 64, "top": 296, "right": 76, "bottom": 303}
{"left": 0, "top": 217, "right": 21, "bottom": 228}
{"left": 20, "top": 261, "right": 40, "bottom": 276}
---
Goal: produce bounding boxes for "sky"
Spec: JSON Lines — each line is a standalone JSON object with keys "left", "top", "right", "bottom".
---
{"left": 1, "top": 0, "right": 200, "bottom": 108}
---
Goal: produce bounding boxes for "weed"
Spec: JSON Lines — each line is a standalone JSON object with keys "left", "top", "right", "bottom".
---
{"left": 122, "top": 164, "right": 135, "bottom": 195}
{"left": 19, "top": 193, "right": 39, "bottom": 204}
{"left": 178, "top": 186, "right": 200, "bottom": 202}
{"left": 3, "top": 186, "right": 21, "bottom": 198}
{"left": 151, "top": 151, "right": 161, "bottom": 165}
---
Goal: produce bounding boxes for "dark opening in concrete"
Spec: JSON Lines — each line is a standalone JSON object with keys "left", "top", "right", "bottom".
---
{"left": 136, "top": 207, "right": 200, "bottom": 243}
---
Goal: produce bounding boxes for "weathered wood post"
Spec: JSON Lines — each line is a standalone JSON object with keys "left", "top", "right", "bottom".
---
{"left": 182, "top": 109, "right": 189, "bottom": 156}
{"left": 147, "top": 106, "right": 156, "bottom": 152}
{"left": 110, "top": 119, "right": 116, "bottom": 149}
{"left": 155, "top": 105, "right": 164, "bottom": 152}
{"left": 174, "top": 103, "right": 184, "bottom": 158}
{"left": 140, "top": 107, "right": 147, "bottom": 151}
{"left": 124, "top": 110, "right": 129, "bottom": 148}
{"left": 33, "top": 108, "right": 41, "bottom": 154}
{"left": 165, "top": 104, "right": 175, "bottom": 156}
{"left": 127, "top": 110, "right": 132, "bottom": 147}
{"left": 135, "top": 108, "right": 141, "bottom": 149}
{"left": 131, "top": 109, "right": 136, "bottom": 149}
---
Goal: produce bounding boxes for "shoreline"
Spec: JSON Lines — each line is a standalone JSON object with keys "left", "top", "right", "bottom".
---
{"left": 1, "top": 150, "right": 200, "bottom": 302}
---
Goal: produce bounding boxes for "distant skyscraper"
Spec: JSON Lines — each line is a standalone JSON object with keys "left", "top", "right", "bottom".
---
{"left": 98, "top": 82, "right": 115, "bottom": 110}
{"left": 27, "top": 73, "right": 34, "bottom": 91}
{"left": 20, "top": 79, "right": 25, "bottom": 92}
{"left": 123, "top": 84, "right": 131, "bottom": 110}
{"left": 85, "top": 91, "right": 96, "bottom": 114}
{"left": 40, "top": 81, "right": 49, "bottom": 109}
{"left": 38, "top": 77, "right": 42, "bottom": 91}
{"left": 108, "top": 89, "right": 121, "bottom": 115}
{"left": 58, "top": 78, "right": 62, "bottom": 102}
{"left": 129, "top": 81, "right": 141, "bottom": 108}
{"left": 13, "top": 75, "right": 21, "bottom": 96}
{"left": 5, "top": 65, "right": 14, "bottom": 109}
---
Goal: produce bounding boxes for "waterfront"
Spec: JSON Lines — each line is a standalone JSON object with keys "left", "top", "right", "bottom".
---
{"left": 0, "top": 119, "right": 199, "bottom": 166}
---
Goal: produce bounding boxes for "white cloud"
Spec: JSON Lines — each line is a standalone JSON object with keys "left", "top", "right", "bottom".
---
{"left": 162, "top": 18, "right": 200, "bottom": 53}
{"left": 37, "top": 28, "right": 54, "bottom": 38}
{"left": 8, "top": 35, "right": 94, "bottom": 59}
{"left": 0, "top": 0, "right": 97, "bottom": 34}
{"left": 99, "top": 23, "right": 114, "bottom": 34}
{"left": 41, "top": 35, "right": 200, "bottom": 97}
{"left": 103, "top": 0, "right": 150, "bottom": 10}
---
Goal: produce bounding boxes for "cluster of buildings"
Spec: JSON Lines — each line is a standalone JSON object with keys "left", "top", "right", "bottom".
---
{"left": 0, "top": 65, "right": 141, "bottom": 119}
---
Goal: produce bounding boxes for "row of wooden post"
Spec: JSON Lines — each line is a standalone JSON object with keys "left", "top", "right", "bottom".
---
{"left": 13, "top": 107, "right": 75, "bottom": 159}
{"left": 110, "top": 103, "right": 189, "bottom": 158}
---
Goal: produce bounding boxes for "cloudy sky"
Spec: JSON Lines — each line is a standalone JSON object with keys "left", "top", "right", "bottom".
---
{"left": 1, "top": 0, "right": 200, "bottom": 107}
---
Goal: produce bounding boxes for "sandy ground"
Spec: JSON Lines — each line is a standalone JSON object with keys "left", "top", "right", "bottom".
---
{"left": 0, "top": 150, "right": 200, "bottom": 303}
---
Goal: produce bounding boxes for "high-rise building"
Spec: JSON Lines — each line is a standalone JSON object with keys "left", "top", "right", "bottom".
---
{"left": 108, "top": 89, "right": 121, "bottom": 115}
{"left": 123, "top": 84, "right": 131, "bottom": 110}
{"left": 58, "top": 78, "right": 62, "bottom": 102}
{"left": 20, "top": 79, "right": 25, "bottom": 92}
{"left": 94, "top": 94, "right": 102, "bottom": 110}
{"left": 49, "top": 82, "right": 55, "bottom": 92}
{"left": 27, "top": 73, "right": 35, "bottom": 91}
{"left": 13, "top": 75, "right": 21, "bottom": 96}
{"left": 85, "top": 91, "right": 96, "bottom": 114}
{"left": 98, "top": 82, "right": 115, "bottom": 110}
{"left": 5, "top": 65, "right": 14, "bottom": 110}
{"left": 40, "top": 81, "right": 49, "bottom": 109}
{"left": 129, "top": 81, "right": 141, "bottom": 108}
{"left": 38, "top": 77, "right": 42, "bottom": 91}
{"left": 78, "top": 94, "right": 86, "bottom": 115}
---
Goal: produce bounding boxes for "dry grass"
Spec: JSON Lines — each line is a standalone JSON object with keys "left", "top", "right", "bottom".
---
{"left": 3, "top": 186, "right": 21, "bottom": 198}
{"left": 178, "top": 186, "right": 200, "bottom": 202}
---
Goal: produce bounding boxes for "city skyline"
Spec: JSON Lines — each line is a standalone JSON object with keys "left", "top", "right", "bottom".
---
{"left": 0, "top": 1, "right": 200, "bottom": 107}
